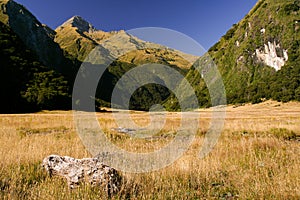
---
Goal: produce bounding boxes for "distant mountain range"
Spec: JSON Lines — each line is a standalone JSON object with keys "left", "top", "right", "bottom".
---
{"left": 0, "top": 0, "right": 299, "bottom": 113}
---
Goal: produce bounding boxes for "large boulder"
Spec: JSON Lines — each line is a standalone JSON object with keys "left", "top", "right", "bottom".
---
{"left": 42, "top": 155, "right": 121, "bottom": 195}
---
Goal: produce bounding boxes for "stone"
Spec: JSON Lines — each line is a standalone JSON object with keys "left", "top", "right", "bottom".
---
{"left": 42, "top": 155, "right": 121, "bottom": 195}
{"left": 111, "top": 127, "right": 136, "bottom": 134}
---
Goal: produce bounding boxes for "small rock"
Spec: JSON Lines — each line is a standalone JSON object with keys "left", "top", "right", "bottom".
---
{"left": 111, "top": 127, "right": 136, "bottom": 133}
{"left": 42, "top": 155, "right": 121, "bottom": 196}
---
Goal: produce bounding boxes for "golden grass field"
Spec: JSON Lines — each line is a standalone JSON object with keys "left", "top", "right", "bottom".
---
{"left": 0, "top": 100, "right": 299, "bottom": 199}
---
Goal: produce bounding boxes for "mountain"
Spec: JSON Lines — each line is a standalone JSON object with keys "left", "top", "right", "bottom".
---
{"left": 0, "top": 0, "right": 71, "bottom": 72}
{"left": 1, "top": 0, "right": 299, "bottom": 112}
{"left": 166, "top": 0, "right": 300, "bottom": 109}
{"left": 54, "top": 15, "right": 198, "bottom": 110}
{"left": 0, "top": 0, "right": 198, "bottom": 112}
{"left": 55, "top": 16, "right": 197, "bottom": 69}
{"left": 0, "top": 21, "right": 69, "bottom": 113}
{"left": 54, "top": 15, "right": 109, "bottom": 62}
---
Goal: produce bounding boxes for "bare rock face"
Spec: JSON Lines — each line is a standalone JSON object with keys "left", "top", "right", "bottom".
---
{"left": 42, "top": 155, "right": 121, "bottom": 195}
{"left": 255, "top": 41, "right": 288, "bottom": 71}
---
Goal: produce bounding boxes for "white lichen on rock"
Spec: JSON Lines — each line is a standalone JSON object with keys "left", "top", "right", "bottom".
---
{"left": 42, "top": 155, "right": 121, "bottom": 195}
{"left": 255, "top": 41, "right": 288, "bottom": 71}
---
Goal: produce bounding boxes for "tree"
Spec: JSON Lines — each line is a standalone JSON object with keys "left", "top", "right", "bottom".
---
{"left": 22, "top": 71, "right": 69, "bottom": 110}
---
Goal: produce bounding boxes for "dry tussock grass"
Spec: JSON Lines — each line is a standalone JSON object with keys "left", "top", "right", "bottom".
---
{"left": 0, "top": 100, "right": 299, "bottom": 199}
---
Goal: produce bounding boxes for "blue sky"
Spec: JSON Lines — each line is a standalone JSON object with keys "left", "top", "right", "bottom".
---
{"left": 15, "top": 0, "right": 257, "bottom": 54}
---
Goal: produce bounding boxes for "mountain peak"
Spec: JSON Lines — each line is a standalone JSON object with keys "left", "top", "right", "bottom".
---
{"left": 60, "top": 15, "right": 96, "bottom": 33}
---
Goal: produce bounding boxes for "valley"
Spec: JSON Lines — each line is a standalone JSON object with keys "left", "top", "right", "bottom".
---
{"left": 0, "top": 101, "right": 299, "bottom": 198}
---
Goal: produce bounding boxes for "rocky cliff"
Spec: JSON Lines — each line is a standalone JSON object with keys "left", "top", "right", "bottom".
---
{"left": 255, "top": 40, "right": 288, "bottom": 71}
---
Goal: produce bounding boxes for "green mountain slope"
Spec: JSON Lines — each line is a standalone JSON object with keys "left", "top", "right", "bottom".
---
{"left": 0, "top": 22, "right": 69, "bottom": 113}
{"left": 167, "top": 0, "right": 300, "bottom": 109}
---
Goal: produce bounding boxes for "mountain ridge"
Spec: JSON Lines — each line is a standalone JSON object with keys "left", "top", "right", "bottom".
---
{"left": 55, "top": 15, "right": 198, "bottom": 69}
{"left": 0, "top": 0, "right": 69, "bottom": 72}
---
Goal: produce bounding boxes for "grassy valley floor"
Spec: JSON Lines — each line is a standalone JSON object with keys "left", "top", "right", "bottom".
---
{"left": 0, "top": 100, "right": 299, "bottom": 199}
